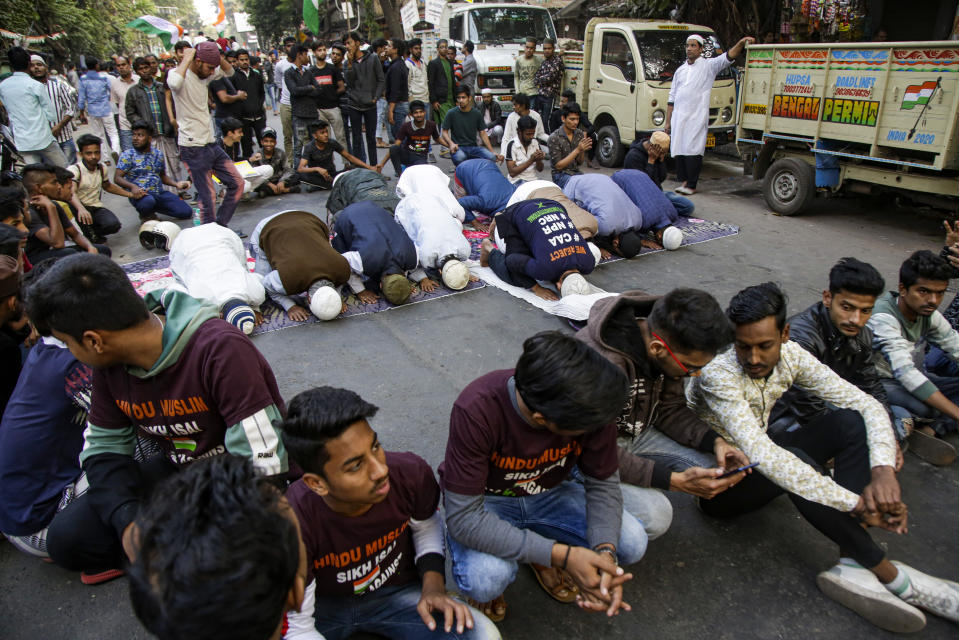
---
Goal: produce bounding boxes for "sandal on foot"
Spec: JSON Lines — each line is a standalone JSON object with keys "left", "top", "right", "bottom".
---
{"left": 467, "top": 595, "right": 507, "bottom": 622}
{"left": 531, "top": 564, "right": 580, "bottom": 604}
{"left": 907, "top": 429, "right": 956, "bottom": 466}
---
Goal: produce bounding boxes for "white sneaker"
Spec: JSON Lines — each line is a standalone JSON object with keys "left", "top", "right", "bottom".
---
{"left": 892, "top": 561, "right": 959, "bottom": 622}
{"left": 816, "top": 563, "right": 926, "bottom": 632}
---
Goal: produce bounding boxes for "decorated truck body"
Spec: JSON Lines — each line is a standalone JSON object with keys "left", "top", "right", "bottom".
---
{"left": 564, "top": 18, "right": 738, "bottom": 167}
{"left": 738, "top": 42, "right": 959, "bottom": 215}
{"left": 441, "top": 1, "right": 557, "bottom": 113}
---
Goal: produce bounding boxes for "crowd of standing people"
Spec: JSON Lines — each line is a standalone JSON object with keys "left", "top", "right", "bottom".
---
{"left": 0, "top": 28, "right": 958, "bottom": 640}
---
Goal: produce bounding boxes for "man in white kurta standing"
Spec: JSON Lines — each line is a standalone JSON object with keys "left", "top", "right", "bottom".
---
{"left": 666, "top": 34, "right": 753, "bottom": 195}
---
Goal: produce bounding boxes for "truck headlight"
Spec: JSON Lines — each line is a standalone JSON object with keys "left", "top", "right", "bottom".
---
{"left": 721, "top": 107, "right": 733, "bottom": 122}
{"left": 652, "top": 109, "right": 665, "bottom": 126}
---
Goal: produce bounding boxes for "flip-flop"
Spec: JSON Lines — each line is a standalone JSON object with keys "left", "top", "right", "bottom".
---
{"left": 530, "top": 565, "right": 579, "bottom": 604}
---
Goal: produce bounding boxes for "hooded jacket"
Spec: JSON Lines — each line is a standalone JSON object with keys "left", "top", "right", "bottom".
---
{"left": 577, "top": 291, "right": 721, "bottom": 488}
{"left": 327, "top": 168, "right": 399, "bottom": 218}
{"left": 346, "top": 50, "right": 386, "bottom": 110}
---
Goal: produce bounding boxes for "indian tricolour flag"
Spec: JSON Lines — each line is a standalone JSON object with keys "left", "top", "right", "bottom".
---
{"left": 352, "top": 566, "right": 380, "bottom": 594}
{"left": 126, "top": 15, "right": 184, "bottom": 50}
{"left": 303, "top": 0, "right": 320, "bottom": 34}
{"left": 901, "top": 81, "right": 938, "bottom": 110}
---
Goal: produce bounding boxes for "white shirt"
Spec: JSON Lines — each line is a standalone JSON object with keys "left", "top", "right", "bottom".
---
{"left": 667, "top": 53, "right": 732, "bottom": 156}
{"left": 110, "top": 76, "right": 136, "bottom": 130}
{"left": 500, "top": 109, "right": 548, "bottom": 156}
{"left": 274, "top": 58, "right": 294, "bottom": 106}
{"left": 167, "top": 65, "right": 231, "bottom": 147}
{"left": 505, "top": 138, "right": 543, "bottom": 183}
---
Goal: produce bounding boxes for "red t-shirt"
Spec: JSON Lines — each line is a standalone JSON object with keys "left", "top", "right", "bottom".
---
{"left": 439, "top": 369, "right": 619, "bottom": 497}
{"left": 88, "top": 319, "right": 284, "bottom": 465}
{"left": 286, "top": 451, "right": 439, "bottom": 597}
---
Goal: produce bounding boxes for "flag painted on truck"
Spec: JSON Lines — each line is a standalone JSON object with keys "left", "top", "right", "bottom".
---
{"left": 901, "top": 81, "right": 937, "bottom": 110}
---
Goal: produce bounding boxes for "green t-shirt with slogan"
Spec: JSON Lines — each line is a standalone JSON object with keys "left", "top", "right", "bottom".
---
{"left": 442, "top": 107, "right": 487, "bottom": 147}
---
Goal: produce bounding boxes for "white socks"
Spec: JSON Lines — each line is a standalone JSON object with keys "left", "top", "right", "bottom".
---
{"left": 839, "top": 556, "right": 916, "bottom": 600}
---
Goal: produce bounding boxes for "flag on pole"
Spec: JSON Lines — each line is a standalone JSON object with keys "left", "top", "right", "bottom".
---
{"left": 126, "top": 16, "right": 184, "bottom": 50}
{"left": 213, "top": 0, "right": 227, "bottom": 27}
{"left": 303, "top": 0, "right": 320, "bottom": 33}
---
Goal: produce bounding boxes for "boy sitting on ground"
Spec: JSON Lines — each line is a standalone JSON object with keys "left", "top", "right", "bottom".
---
{"left": 251, "top": 128, "right": 300, "bottom": 197}
{"left": 114, "top": 121, "right": 193, "bottom": 221}
{"left": 375, "top": 100, "right": 450, "bottom": 177}
{"left": 280, "top": 386, "right": 500, "bottom": 640}
{"left": 297, "top": 120, "right": 377, "bottom": 192}
{"left": 68, "top": 134, "right": 126, "bottom": 243}
{"left": 219, "top": 116, "right": 274, "bottom": 195}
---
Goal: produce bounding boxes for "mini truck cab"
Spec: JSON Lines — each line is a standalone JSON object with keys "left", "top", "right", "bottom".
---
{"left": 565, "top": 18, "right": 738, "bottom": 167}
{"left": 442, "top": 1, "right": 557, "bottom": 113}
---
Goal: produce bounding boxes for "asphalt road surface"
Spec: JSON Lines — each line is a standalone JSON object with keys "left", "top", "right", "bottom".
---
{"left": 2, "top": 132, "right": 957, "bottom": 640}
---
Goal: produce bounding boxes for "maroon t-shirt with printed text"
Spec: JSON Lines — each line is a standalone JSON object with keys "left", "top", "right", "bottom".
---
{"left": 286, "top": 451, "right": 440, "bottom": 597}
{"left": 88, "top": 319, "right": 284, "bottom": 465}
{"left": 438, "top": 369, "right": 619, "bottom": 498}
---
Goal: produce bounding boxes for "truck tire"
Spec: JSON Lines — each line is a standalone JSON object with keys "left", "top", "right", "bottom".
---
{"left": 596, "top": 125, "right": 625, "bottom": 168}
{"left": 762, "top": 158, "right": 815, "bottom": 216}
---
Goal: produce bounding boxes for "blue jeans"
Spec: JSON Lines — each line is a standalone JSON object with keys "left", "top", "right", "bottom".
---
{"left": 665, "top": 191, "right": 695, "bottom": 217}
{"left": 621, "top": 426, "right": 716, "bottom": 473}
{"left": 311, "top": 583, "right": 501, "bottom": 640}
{"left": 451, "top": 145, "right": 496, "bottom": 166}
{"left": 390, "top": 101, "right": 409, "bottom": 141}
{"left": 179, "top": 143, "right": 243, "bottom": 226}
{"left": 551, "top": 172, "right": 573, "bottom": 188}
{"left": 58, "top": 139, "right": 77, "bottom": 165}
{"left": 376, "top": 97, "right": 389, "bottom": 140}
{"left": 447, "top": 479, "right": 657, "bottom": 603}
{"left": 118, "top": 129, "right": 134, "bottom": 153}
{"left": 882, "top": 373, "right": 959, "bottom": 436}
{"left": 130, "top": 190, "right": 193, "bottom": 221}
{"left": 265, "top": 84, "right": 277, "bottom": 111}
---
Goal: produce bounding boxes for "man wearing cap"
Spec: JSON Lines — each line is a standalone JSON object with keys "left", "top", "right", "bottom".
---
{"left": 250, "top": 210, "right": 352, "bottom": 322}
{"left": 395, "top": 192, "right": 474, "bottom": 292}
{"left": 480, "top": 198, "right": 597, "bottom": 301}
{"left": 331, "top": 201, "right": 435, "bottom": 307}
{"left": 0, "top": 48, "right": 67, "bottom": 166}
{"left": 167, "top": 42, "right": 245, "bottom": 228}
{"left": 666, "top": 34, "right": 753, "bottom": 195}
{"left": 562, "top": 173, "right": 645, "bottom": 260}
{"left": 624, "top": 131, "right": 694, "bottom": 218}
{"left": 168, "top": 223, "right": 266, "bottom": 335}
{"left": 28, "top": 55, "right": 78, "bottom": 165}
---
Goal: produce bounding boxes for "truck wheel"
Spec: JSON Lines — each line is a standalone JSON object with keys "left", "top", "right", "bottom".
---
{"left": 596, "top": 125, "right": 625, "bottom": 168}
{"left": 762, "top": 158, "right": 815, "bottom": 216}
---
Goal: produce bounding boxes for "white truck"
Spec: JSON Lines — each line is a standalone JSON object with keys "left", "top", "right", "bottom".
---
{"left": 439, "top": 1, "right": 557, "bottom": 112}
{"left": 565, "top": 18, "right": 739, "bottom": 167}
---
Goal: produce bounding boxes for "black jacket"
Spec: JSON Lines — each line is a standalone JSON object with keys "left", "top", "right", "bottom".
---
{"left": 125, "top": 81, "right": 174, "bottom": 138}
{"left": 427, "top": 57, "right": 453, "bottom": 106}
{"left": 623, "top": 138, "right": 668, "bottom": 188}
{"left": 284, "top": 65, "right": 322, "bottom": 119}
{"left": 346, "top": 51, "right": 385, "bottom": 110}
{"left": 478, "top": 99, "right": 504, "bottom": 128}
{"left": 231, "top": 68, "right": 266, "bottom": 119}
{"left": 384, "top": 58, "right": 409, "bottom": 104}
{"left": 771, "top": 301, "right": 891, "bottom": 425}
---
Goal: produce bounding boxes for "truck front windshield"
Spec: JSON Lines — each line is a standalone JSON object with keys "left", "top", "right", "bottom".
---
{"left": 633, "top": 31, "right": 733, "bottom": 81}
{"left": 468, "top": 8, "right": 556, "bottom": 45}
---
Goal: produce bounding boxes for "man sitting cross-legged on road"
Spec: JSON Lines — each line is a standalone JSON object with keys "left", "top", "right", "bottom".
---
{"left": 577, "top": 289, "right": 751, "bottom": 508}
{"left": 441, "top": 332, "right": 657, "bottom": 623}
{"left": 280, "top": 386, "right": 501, "bottom": 640}
{"left": 687, "top": 282, "right": 959, "bottom": 633}
{"left": 769, "top": 258, "right": 907, "bottom": 463}
{"left": 26, "top": 254, "right": 289, "bottom": 585}
{"left": 869, "top": 249, "right": 959, "bottom": 465}
{"left": 114, "top": 121, "right": 193, "bottom": 222}
{"left": 481, "top": 198, "right": 597, "bottom": 302}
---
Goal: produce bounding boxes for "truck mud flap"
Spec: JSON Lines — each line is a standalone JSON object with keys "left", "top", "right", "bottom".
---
{"left": 753, "top": 140, "right": 777, "bottom": 181}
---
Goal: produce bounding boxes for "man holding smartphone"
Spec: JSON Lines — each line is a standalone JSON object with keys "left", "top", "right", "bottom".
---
{"left": 687, "top": 282, "right": 959, "bottom": 633}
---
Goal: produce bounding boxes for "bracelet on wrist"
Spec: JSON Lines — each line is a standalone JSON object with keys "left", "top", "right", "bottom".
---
{"left": 561, "top": 544, "right": 572, "bottom": 570}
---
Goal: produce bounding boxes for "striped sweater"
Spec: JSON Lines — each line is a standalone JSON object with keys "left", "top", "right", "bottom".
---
{"left": 868, "top": 291, "right": 959, "bottom": 400}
